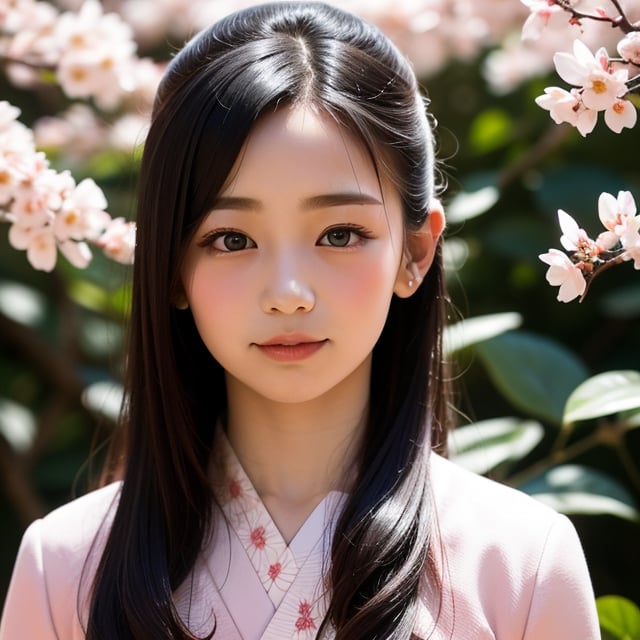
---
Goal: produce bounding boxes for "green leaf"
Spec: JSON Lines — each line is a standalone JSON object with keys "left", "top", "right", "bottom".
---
{"left": 443, "top": 312, "right": 522, "bottom": 355}
{"left": 68, "top": 278, "right": 110, "bottom": 313}
{"left": 564, "top": 371, "right": 640, "bottom": 425}
{"left": 520, "top": 465, "right": 639, "bottom": 521}
{"left": 597, "top": 595, "right": 640, "bottom": 639}
{"left": 81, "top": 381, "right": 124, "bottom": 423}
{"left": 622, "top": 409, "right": 640, "bottom": 431}
{"left": 600, "top": 284, "right": 640, "bottom": 318}
{"left": 535, "top": 166, "right": 633, "bottom": 233}
{"left": 483, "top": 216, "right": 552, "bottom": 263}
{"left": 449, "top": 417, "right": 543, "bottom": 475}
{"left": 0, "top": 280, "right": 46, "bottom": 327}
{"left": 0, "top": 398, "right": 36, "bottom": 453}
{"left": 446, "top": 172, "right": 500, "bottom": 223}
{"left": 469, "top": 108, "right": 513, "bottom": 154}
{"left": 442, "top": 238, "right": 470, "bottom": 273}
{"left": 475, "top": 330, "right": 588, "bottom": 426}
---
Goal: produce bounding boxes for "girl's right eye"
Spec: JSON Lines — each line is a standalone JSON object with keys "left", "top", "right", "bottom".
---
{"left": 198, "top": 230, "right": 256, "bottom": 252}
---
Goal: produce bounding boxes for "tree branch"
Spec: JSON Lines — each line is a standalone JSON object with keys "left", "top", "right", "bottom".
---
{"left": 552, "top": 0, "right": 639, "bottom": 34}
{"left": 0, "top": 54, "right": 56, "bottom": 72}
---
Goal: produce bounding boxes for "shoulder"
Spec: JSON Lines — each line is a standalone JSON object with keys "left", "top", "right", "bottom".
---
{"left": 0, "top": 483, "right": 121, "bottom": 640}
{"left": 33, "top": 481, "right": 122, "bottom": 605}
{"left": 429, "top": 452, "right": 561, "bottom": 539}
{"left": 420, "top": 454, "right": 599, "bottom": 639}
{"left": 36, "top": 481, "right": 121, "bottom": 553}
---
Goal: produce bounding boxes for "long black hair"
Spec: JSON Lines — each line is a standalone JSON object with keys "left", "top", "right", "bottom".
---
{"left": 86, "top": 2, "right": 450, "bottom": 638}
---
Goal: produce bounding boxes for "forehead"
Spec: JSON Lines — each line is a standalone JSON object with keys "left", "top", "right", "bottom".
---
{"left": 220, "top": 105, "right": 386, "bottom": 197}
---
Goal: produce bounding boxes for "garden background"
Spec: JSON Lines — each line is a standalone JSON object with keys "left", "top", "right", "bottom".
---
{"left": 1, "top": 0, "right": 639, "bottom": 635}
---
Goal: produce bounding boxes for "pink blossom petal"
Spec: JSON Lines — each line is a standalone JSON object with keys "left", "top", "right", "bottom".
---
{"left": 575, "top": 108, "right": 598, "bottom": 137}
{"left": 26, "top": 232, "right": 57, "bottom": 271}
{"left": 598, "top": 191, "right": 619, "bottom": 229}
{"left": 596, "top": 230, "right": 619, "bottom": 250}
{"left": 539, "top": 248, "right": 586, "bottom": 302}
{"left": 604, "top": 100, "right": 637, "bottom": 133}
{"left": 572, "top": 39, "right": 597, "bottom": 66}
{"left": 558, "top": 210, "right": 581, "bottom": 251}
{"left": 553, "top": 51, "right": 588, "bottom": 86}
{"left": 59, "top": 239, "right": 92, "bottom": 268}
{"left": 619, "top": 191, "right": 637, "bottom": 217}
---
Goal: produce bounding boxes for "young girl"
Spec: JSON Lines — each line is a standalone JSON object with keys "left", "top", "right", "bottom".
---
{"left": 1, "top": 2, "right": 599, "bottom": 639}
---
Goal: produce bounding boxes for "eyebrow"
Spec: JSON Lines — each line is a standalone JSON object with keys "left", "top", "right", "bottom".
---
{"left": 210, "top": 192, "right": 383, "bottom": 212}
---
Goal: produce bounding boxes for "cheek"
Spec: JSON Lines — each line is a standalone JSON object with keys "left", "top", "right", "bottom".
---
{"left": 184, "top": 265, "right": 247, "bottom": 343}
{"left": 187, "top": 263, "right": 244, "bottom": 308}
{"left": 331, "top": 250, "right": 400, "bottom": 310}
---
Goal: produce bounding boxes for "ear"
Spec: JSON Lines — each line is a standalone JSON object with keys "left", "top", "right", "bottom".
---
{"left": 394, "top": 199, "right": 445, "bottom": 298}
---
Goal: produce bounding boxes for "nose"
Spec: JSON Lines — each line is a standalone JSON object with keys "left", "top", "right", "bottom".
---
{"left": 259, "top": 251, "right": 315, "bottom": 314}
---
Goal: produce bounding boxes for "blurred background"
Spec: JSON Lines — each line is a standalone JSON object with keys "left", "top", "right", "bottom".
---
{"left": 1, "top": 0, "right": 639, "bottom": 624}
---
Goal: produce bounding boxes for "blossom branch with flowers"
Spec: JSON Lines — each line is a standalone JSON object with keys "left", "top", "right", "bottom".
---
{"left": 552, "top": 0, "right": 638, "bottom": 34}
{"left": 539, "top": 191, "right": 640, "bottom": 302}
{"left": 525, "top": 0, "right": 640, "bottom": 136}
{"left": 520, "top": 0, "right": 640, "bottom": 302}
{"left": 0, "top": 101, "right": 135, "bottom": 271}
{"left": 0, "top": 0, "right": 147, "bottom": 271}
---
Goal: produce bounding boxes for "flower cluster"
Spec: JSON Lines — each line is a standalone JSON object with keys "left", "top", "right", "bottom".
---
{"left": 523, "top": 0, "right": 640, "bottom": 136}
{"left": 0, "top": 101, "right": 135, "bottom": 271}
{"left": 539, "top": 191, "right": 640, "bottom": 302}
{"left": 2, "top": 0, "right": 156, "bottom": 110}
{"left": 536, "top": 39, "right": 637, "bottom": 135}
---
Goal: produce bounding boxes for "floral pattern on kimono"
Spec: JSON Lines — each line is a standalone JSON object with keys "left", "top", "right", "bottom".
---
{"left": 206, "top": 427, "right": 346, "bottom": 639}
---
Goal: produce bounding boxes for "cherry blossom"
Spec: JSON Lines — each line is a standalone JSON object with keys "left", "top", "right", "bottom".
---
{"left": 597, "top": 190, "right": 637, "bottom": 248}
{"left": 520, "top": 0, "right": 565, "bottom": 41}
{"left": 604, "top": 99, "right": 637, "bottom": 134}
{"left": 553, "top": 39, "right": 628, "bottom": 111}
{"left": 0, "top": 101, "right": 135, "bottom": 271}
{"left": 595, "top": 191, "right": 640, "bottom": 270}
{"left": 1, "top": 0, "right": 150, "bottom": 109}
{"left": 541, "top": 191, "right": 640, "bottom": 302}
{"left": 53, "top": 0, "right": 138, "bottom": 109}
{"left": 539, "top": 248, "right": 587, "bottom": 302}
{"left": 558, "top": 209, "right": 601, "bottom": 257}
{"left": 620, "top": 220, "right": 640, "bottom": 269}
{"left": 617, "top": 32, "right": 640, "bottom": 65}
{"left": 534, "top": 86, "right": 598, "bottom": 136}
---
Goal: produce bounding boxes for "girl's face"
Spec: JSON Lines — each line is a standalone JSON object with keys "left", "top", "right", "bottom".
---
{"left": 181, "top": 105, "right": 410, "bottom": 408}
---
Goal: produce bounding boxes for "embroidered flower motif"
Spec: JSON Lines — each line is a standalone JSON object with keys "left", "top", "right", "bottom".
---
{"left": 250, "top": 525, "right": 267, "bottom": 550}
{"left": 228, "top": 478, "right": 243, "bottom": 499}
{"left": 295, "top": 600, "right": 316, "bottom": 631}
{"left": 265, "top": 558, "right": 299, "bottom": 602}
{"left": 268, "top": 562, "right": 282, "bottom": 581}
{"left": 213, "top": 466, "right": 260, "bottom": 524}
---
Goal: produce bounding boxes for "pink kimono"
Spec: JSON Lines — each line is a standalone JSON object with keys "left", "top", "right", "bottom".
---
{"left": 0, "top": 431, "right": 600, "bottom": 639}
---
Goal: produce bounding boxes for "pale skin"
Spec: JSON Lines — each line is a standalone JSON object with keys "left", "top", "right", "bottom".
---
{"left": 181, "top": 105, "right": 445, "bottom": 542}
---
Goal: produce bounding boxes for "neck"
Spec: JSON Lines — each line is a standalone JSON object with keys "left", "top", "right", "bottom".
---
{"left": 223, "top": 361, "right": 369, "bottom": 512}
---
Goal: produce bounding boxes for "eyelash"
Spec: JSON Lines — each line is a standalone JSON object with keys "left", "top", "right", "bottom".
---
{"left": 317, "top": 224, "right": 374, "bottom": 248}
{"left": 198, "top": 228, "right": 256, "bottom": 253}
{"left": 197, "top": 224, "right": 374, "bottom": 253}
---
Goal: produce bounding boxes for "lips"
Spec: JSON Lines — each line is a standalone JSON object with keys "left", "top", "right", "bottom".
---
{"left": 255, "top": 335, "right": 327, "bottom": 362}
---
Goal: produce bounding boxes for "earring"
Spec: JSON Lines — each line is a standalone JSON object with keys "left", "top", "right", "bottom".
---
{"left": 175, "top": 299, "right": 189, "bottom": 310}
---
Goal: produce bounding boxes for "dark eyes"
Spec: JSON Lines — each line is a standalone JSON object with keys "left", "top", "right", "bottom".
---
{"left": 318, "top": 228, "right": 357, "bottom": 247}
{"left": 198, "top": 225, "right": 371, "bottom": 253}
{"left": 218, "top": 232, "right": 255, "bottom": 252}
{"left": 198, "top": 230, "right": 256, "bottom": 252}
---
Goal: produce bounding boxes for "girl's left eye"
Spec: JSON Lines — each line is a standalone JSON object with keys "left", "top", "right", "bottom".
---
{"left": 318, "top": 226, "right": 370, "bottom": 248}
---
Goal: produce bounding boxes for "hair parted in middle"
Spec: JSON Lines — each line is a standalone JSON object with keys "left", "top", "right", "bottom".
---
{"left": 87, "top": 3, "right": 451, "bottom": 639}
